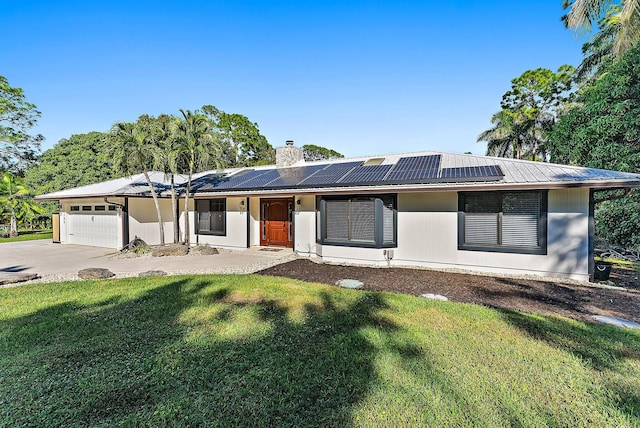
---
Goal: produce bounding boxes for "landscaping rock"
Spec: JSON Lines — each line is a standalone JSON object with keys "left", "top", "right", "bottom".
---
{"left": 592, "top": 315, "right": 640, "bottom": 329}
{"left": 0, "top": 273, "right": 39, "bottom": 286}
{"left": 191, "top": 245, "right": 219, "bottom": 255}
{"left": 421, "top": 293, "right": 449, "bottom": 301}
{"left": 151, "top": 244, "right": 188, "bottom": 257}
{"left": 138, "top": 270, "right": 167, "bottom": 277}
{"left": 78, "top": 268, "right": 115, "bottom": 280}
{"left": 336, "top": 279, "right": 364, "bottom": 289}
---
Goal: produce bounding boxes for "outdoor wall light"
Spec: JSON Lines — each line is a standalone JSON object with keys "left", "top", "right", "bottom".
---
{"left": 296, "top": 199, "right": 301, "bottom": 205}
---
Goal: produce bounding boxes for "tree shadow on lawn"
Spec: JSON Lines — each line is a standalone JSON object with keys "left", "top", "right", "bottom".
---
{"left": 0, "top": 277, "right": 420, "bottom": 427}
{"left": 500, "top": 310, "right": 640, "bottom": 420}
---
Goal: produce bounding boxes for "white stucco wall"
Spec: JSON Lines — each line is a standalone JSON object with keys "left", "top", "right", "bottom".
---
{"left": 393, "top": 189, "right": 590, "bottom": 280}
{"left": 128, "top": 198, "right": 176, "bottom": 246}
{"left": 249, "top": 197, "right": 261, "bottom": 247}
{"left": 302, "top": 189, "right": 590, "bottom": 280}
{"left": 188, "top": 197, "right": 248, "bottom": 249}
{"left": 293, "top": 195, "right": 318, "bottom": 256}
{"left": 55, "top": 188, "right": 592, "bottom": 279}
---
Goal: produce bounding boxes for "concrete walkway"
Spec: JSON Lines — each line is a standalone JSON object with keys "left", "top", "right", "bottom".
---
{"left": 0, "top": 240, "right": 294, "bottom": 284}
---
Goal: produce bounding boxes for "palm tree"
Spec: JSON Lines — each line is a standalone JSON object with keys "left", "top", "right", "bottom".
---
{"left": 0, "top": 172, "right": 41, "bottom": 237}
{"left": 573, "top": 5, "right": 620, "bottom": 83}
{"left": 564, "top": 0, "right": 640, "bottom": 55}
{"left": 149, "top": 114, "right": 182, "bottom": 244}
{"left": 170, "top": 109, "right": 222, "bottom": 246}
{"left": 112, "top": 120, "right": 166, "bottom": 245}
{"left": 477, "top": 110, "right": 526, "bottom": 159}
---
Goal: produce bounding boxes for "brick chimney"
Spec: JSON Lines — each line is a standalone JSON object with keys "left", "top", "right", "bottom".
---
{"left": 276, "top": 140, "right": 304, "bottom": 167}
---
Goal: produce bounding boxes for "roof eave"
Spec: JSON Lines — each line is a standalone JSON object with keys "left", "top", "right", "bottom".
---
{"left": 190, "top": 179, "right": 640, "bottom": 198}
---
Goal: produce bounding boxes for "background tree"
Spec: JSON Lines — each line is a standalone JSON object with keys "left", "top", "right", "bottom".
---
{"left": 302, "top": 144, "right": 344, "bottom": 161}
{"left": 477, "top": 110, "right": 526, "bottom": 159}
{"left": 563, "top": 0, "right": 640, "bottom": 55}
{"left": 171, "top": 109, "right": 223, "bottom": 246}
{"left": 548, "top": 43, "right": 640, "bottom": 248}
{"left": 202, "top": 105, "right": 273, "bottom": 167}
{"left": 0, "top": 172, "right": 42, "bottom": 237}
{"left": 112, "top": 119, "right": 166, "bottom": 245}
{"left": 25, "top": 131, "right": 117, "bottom": 195}
{"left": 0, "top": 76, "right": 43, "bottom": 173}
{"left": 483, "top": 66, "right": 574, "bottom": 161}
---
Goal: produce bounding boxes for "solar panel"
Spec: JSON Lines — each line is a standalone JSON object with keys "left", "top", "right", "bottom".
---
{"left": 190, "top": 173, "right": 225, "bottom": 192}
{"left": 231, "top": 169, "right": 281, "bottom": 189}
{"left": 338, "top": 164, "right": 393, "bottom": 184}
{"left": 385, "top": 155, "right": 441, "bottom": 182}
{"left": 263, "top": 165, "right": 326, "bottom": 187}
{"left": 190, "top": 157, "right": 505, "bottom": 194}
{"left": 440, "top": 165, "right": 503, "bottom": 181}
{"left": 213, "top": 170, "right": 269, "bottom": 189}
{"left": 298, "top": 162, "right": 363, "bottom": 186}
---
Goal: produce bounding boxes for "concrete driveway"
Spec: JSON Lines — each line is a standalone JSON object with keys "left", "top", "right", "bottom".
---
{"left": 0, "top": 240, "right": 294, "bottom": 284}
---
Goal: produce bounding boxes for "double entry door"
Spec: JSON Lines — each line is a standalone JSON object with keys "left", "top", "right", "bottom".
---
{"left": 260, "top": 198, "right": 293, "bottom": 248}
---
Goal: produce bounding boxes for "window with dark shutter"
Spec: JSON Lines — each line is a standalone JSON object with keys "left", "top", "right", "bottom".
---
{"left": 382, "top": 196, "right": 396, "bottom": 245}
{"left": 459, "top": 191, "right": 547, "bottom": 254}
{"left": 325, "top": 200, "right": 349, "bottom": 241}
{"left": 318, "top": 194, "right": 396, "bottom": 248}
{"left": 196, "top": 199, "right": 226, "bottom": 236}
{"left": 350, "top": 199, "right": 375, "bottom": 243}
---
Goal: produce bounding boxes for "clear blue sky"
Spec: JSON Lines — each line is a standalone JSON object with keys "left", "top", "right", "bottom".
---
{"left": 4, "top": 0, "right": 586, "bottom": 158}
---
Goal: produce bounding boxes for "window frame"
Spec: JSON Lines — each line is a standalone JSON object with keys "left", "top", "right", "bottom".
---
{"left": 316, "top": 194, "right": 397, "bottom": 249}
{"left": 70, "top": 206, "right": 80, "bottom": 212}
{"left": 458, "top": 190, "right": 547, "bottom": 255}
{"left": 195, "top": 198, "right": 227, "bottom": 236}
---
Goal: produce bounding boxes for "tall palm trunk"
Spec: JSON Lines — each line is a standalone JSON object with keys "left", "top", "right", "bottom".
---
{"left": 182, "top": 156, "right": 194, "bottom": 247}
{"left": 8, "top": 185, "right": 17, "bottom": 237}
{"left": 142, "top": 171, "right": 165, "bottom": 246}
{"left": 170, "top": 174, "right": 179, "bottom": 244}
{"left": 9, "top": 209, "right": 18, "bottom": 237}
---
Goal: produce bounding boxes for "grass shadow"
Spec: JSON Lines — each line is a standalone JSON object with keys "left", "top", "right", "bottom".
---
{"left": 500, "top": 310, "right": 640, "bottom": 371}
{"left": 0, "top": 277, "right": 410, "bottom": 426}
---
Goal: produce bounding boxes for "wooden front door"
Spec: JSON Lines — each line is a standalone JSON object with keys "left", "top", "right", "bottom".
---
{"left": 260, "top": 198, "right": 293, "bottom": 248}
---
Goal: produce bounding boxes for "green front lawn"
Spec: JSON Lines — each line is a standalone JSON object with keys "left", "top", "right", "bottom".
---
{"left": 0, "top": 230, "right": 52, "bottom": 243}
{"left": 1, "top": 275, "right": 638, "bottom": 426}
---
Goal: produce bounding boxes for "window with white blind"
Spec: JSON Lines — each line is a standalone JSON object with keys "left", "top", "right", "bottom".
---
{"left": 318, "top": 194, "right": 396, "bottom": 248}
{"left": 196, "top": 199, "right": 226, "bottom": 236}
{"left": 458, "top": 191, "right": 547, "bottom": 254}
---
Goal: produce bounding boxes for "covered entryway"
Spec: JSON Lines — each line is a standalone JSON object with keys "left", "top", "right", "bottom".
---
{"left": 260, "top": 198, "right": 293, "bottom": 248}
{"left": 67, "top": 211, "right": 119, "bottom": 248}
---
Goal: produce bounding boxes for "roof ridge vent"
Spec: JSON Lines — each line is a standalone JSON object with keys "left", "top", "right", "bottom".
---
{"left": 364, "top": 157, "right": 384, "bottom": 166}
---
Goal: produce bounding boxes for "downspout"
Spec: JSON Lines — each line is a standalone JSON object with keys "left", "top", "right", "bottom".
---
{"left": 291, "top": 197, "right": 296, "bottom": 252}
{"left": 105, "top": 197, "right": 129, "bottom": 249}
{"left": 246, "top": 197, "right": 250, "bottom": 248}
{"left": 588, "top": 189, "right": 595, "bottom": 281}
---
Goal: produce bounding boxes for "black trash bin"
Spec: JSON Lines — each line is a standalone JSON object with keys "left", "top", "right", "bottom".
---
{"left": 594, "top": 261, "right": 612, "bottom": 281}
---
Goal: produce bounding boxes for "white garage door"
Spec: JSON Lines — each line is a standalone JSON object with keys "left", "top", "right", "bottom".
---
{"left": 68, "top": 212, "right": 119, "bottom": 248}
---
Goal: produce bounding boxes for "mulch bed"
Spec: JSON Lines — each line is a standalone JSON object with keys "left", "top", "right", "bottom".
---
{"left": 257, "top": 260, "right": 640, "bottom": 323}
